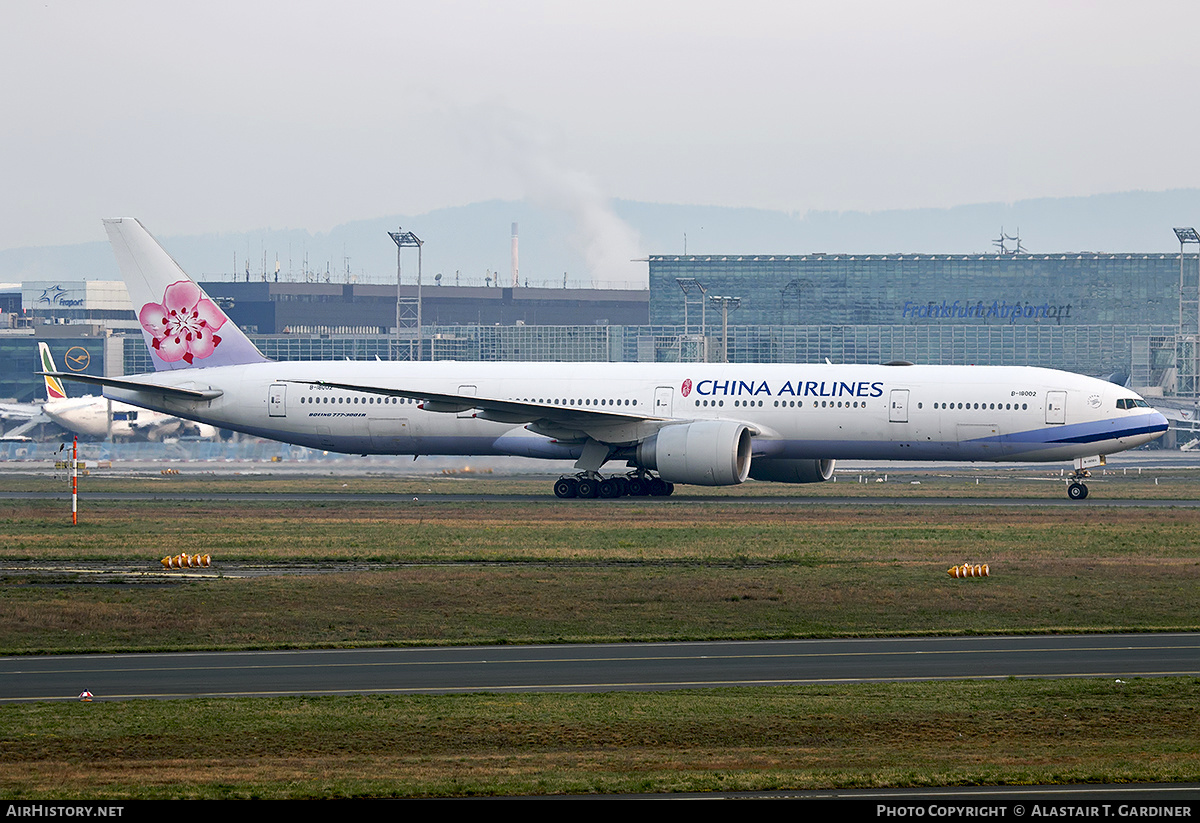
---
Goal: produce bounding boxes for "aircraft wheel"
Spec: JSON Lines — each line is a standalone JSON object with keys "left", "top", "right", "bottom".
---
{"left": 1067, "top": 481, "right": 1088, "bottom": 500}
{"left": 554, "top": 478, "right": 578, "bottom": 499}
{"left": 598, "top": 478, "right": 622, "bottom": 498}
{"left": 576, "top": 477, "right": 601, "bottom": 498}
{"left": 648, "top": 477, "right": 669, "bottom": 496}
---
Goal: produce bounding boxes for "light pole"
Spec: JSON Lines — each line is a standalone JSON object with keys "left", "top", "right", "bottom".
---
{"left": 675, "top": 277, "right": 707, "bottom": 335}
{"left": 389, "top": 229, "right": 423, "bottom": 361}
{"left": 1174, "top": 227, "right": 1200, "bottom": 397}
{"left": 708, "top": 295, "right": 741, "bottom": 363}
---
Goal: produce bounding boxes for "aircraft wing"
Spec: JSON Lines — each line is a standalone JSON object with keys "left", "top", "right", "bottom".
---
{"left": 0, "top": 402, "right": 42, "bottom": 422}
{"left": 287, "top": 378, "right": 733, "bottom": 445}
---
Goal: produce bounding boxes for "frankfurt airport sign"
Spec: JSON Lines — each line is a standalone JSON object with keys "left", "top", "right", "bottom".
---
{"left": 902, "top": 299, "right": 1074, "bottom": 325}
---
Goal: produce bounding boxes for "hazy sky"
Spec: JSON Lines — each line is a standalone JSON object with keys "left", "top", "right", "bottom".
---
{"left": 4, "top": 0, "right": 1199, "bottom": 269}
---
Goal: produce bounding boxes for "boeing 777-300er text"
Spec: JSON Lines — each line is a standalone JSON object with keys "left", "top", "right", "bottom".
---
{"left": 44, "top": 219, "right": 1169, "bottom": 500}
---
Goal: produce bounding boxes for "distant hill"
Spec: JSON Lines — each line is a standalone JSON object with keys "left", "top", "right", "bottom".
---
{"left": 2, "top": 190, "right": 1198, "bottom": 289}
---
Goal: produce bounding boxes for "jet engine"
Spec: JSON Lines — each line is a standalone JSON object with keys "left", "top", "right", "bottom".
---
{"left": 748, "top": 458, "right": 835, "bottom": 484}
{"left": 635, "top": 420, "right": 752, "bottom": 486}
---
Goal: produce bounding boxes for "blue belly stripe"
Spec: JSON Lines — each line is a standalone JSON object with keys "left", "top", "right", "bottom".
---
{"left": 969, "top": 414, "right": 1167, "bottom": 447}
{"left": 1048, "top": 422, "right": 1169, "bottom": 444}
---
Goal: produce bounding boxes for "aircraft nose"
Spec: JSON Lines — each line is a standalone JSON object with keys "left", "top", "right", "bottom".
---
{"left": 1150, "top": 409, "right": 1169, "bottom": 438}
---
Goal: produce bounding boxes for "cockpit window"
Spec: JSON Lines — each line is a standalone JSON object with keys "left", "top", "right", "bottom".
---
{"left": 1117, "top": 398, "right": 1151, "bottom": 410}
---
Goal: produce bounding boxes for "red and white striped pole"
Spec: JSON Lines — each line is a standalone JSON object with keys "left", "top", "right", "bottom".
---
{"left": 71, "top": 436, "right": 77, "bottom": 526}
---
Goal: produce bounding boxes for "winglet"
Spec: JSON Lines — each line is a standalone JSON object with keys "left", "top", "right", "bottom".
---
{"left": 103, "top": 218, "right": 269, "bottom": 371}
{"left": 38, "top": 343, "right": 67, "bottom": 401}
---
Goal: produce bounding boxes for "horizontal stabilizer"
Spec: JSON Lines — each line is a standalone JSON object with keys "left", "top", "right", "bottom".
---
{"left": 40, "top": 372, "right": 224, "bottom": 401}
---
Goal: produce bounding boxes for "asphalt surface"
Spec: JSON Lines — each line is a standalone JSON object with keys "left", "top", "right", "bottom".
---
{"left": 7, "top": 488, "right": 1200, "bottom": 508}
{"left": 3, "top": 633, "right": 1197, "bottom": 703}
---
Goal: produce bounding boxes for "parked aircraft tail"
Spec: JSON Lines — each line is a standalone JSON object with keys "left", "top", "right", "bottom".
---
{"left": 103, "top": 218, "right": 268, "bottom": 371}
{"left": 38, "top": 343, "right": 68, "bottom": 401}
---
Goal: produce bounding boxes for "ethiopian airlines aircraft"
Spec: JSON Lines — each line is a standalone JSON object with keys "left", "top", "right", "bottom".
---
{"left": 36, "top": 342, "right": 215, "bottom": 441}
{"left": 46, "top": 218, "right": 1168, "bottom": 500}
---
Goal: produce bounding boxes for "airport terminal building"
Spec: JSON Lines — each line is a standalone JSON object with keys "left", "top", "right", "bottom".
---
{"left": 646, "top": 252, "right": 1182, "bottom": 387}
{"left": 2, "top": 248, "right": 1195, "bottom": 420}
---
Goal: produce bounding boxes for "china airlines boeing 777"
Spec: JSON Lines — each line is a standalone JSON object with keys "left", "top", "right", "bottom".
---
{"left": 45, "top": 219, "right": 1169, "bottom": 501}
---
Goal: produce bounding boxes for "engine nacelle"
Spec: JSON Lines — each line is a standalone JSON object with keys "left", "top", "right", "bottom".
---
{"left": 636, "top": 420, "right": 752, "bottom": 486}
{"left": 748, "top": 458, "right": 835, "bottom": 484}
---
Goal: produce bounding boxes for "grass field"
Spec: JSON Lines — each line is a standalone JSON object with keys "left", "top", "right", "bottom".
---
{"left": 1, "top": 470, "right": 1198, "bottom": 797}
{"left": 3, "top": 679, "right": 1198, "bottom": 799}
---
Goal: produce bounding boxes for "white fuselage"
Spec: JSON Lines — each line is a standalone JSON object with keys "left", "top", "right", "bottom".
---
{"left": 103, "top": 360, "right": 1168, "bottom": 466}
{"left": 42, "top": 395, "right": 185, "bottom": 440}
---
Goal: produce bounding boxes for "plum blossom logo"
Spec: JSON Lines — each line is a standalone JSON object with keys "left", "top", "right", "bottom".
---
{"left": 681, "top": 378, "right": 692, "bottom": 397}
{"left": 139, "top": 281, "right": 226, "bottom": 364}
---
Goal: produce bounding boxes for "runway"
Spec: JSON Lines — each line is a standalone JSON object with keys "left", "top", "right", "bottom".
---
{"left": 3, "top": 633, "right": 1197, "bottom": 703}
{"left": 6, "top": 489, "right": 1200, "bottom": 508}
{"left": 3, "top": 448, "right": 1199, "bottom": 506}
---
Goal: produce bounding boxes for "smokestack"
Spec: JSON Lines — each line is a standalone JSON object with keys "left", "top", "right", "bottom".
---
{"left": 511, "top": 222, "right": 519, "bottom": 287}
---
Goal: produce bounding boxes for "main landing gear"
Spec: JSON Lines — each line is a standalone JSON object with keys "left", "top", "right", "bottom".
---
{"left": 553, "top": 471, "right": 675, "bottom": 499}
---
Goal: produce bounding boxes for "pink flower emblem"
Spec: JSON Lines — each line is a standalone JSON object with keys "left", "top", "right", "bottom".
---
{"left": 681, "top": 378, "right": 692, "bottom": 397}
{"left": 139, "top": 281, "right": 226, "bottom": 364}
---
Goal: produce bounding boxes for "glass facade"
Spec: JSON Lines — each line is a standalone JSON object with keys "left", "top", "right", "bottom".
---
{"left": 644, "top": 252, "right": 1187, "bottom": 380}
{"left": 619, "top": 324, "right": 1176, "bottom": 376}
{"left": 649, "top": 253, "right": 1180, "bottom": 329}
{"left": 0, "top": 335, "right": 111, "bottom": 404}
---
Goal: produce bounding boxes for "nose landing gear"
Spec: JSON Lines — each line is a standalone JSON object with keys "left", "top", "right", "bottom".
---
{"left": 1065, "top": 455, "right": 1104, "bottom": 501}
{"left": 1066, "top": 478, "right": 1089, "bottom": 500}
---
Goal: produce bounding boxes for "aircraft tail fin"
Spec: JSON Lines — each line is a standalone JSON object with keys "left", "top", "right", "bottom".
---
{"left": 103, "top": 218, "right": 269, "bottom": 371}
{"left": 38, "top": 343, "right": 68, "bottom": 401}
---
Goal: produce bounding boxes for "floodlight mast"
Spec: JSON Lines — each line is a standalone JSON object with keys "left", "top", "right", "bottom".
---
{"left": 675, "top": 277, "right": 707, "bottom": 335}
{"left": 708, "top": 295, "right": 741, "bottom": 363}
{"left": 389, "top": 229, "right": 423, "bottom": 361}
{"left": 1175, "top": 227, "right": 1200, "bottom": 397}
